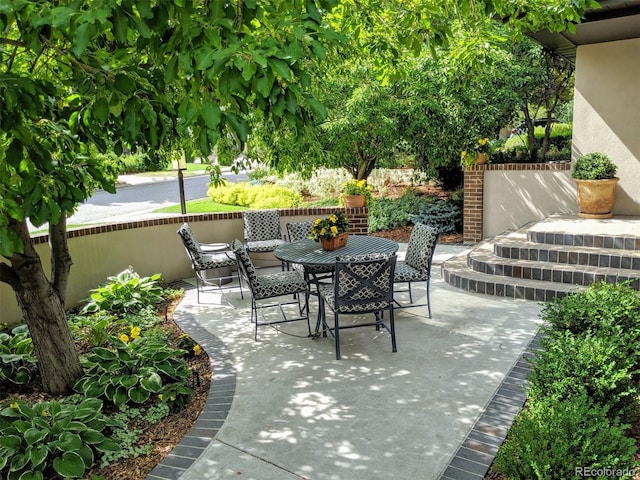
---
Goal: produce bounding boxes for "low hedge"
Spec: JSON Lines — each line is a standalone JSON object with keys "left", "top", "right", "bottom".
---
{"left": 493, "top": 282, "right": 640, "bottom": 479}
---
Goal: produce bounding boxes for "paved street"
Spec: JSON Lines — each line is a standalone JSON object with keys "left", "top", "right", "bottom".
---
{"left": 29, "top": 169, "right": 249, "bottom": 231}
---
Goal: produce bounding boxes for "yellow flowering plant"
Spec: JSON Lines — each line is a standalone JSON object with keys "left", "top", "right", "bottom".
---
{"left": 309, "top": 211, "right": 349, "bottom": 241}
{"left": 341, "top": 179, "right": 373, "bottom": 203}
{"left": 460, "top": 137, "right": 491, "bottom": 166}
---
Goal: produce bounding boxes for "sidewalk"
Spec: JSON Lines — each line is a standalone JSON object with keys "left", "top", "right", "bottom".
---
{"left": 147, "top": 245, "right": 543, "bottom": 480}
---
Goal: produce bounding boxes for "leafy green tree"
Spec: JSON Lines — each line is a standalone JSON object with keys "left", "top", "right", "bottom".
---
{"left": 248, "top": 0, "right": 595, "bottom": 183}
{"left": 508, "top": 39, "right": 575, "bottom": 158}
{"left": 0, "top": 0, "right": 340, "bottom": 394}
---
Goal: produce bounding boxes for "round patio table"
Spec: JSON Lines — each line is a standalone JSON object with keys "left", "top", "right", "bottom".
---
{"left": 274, "top": 235, "right": 398, "bottom": 267}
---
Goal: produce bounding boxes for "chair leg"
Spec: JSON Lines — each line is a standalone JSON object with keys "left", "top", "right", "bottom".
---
{"left": 389, "top": 307, "right": 397, "bottom": 353}
{"left": 304, "top": 291, "right": 311, "bottom": 336}
{"left": 334, "top": 312, "right": 341, "bottom": 360}
{"left": 426, "top": 281, "right": 432, "bottom": 319}
{"left": 196, "top": 275, "right": 201, "bottom": 304}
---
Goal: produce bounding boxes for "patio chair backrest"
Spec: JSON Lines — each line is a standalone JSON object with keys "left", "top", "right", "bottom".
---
{"left": 286, "top": 221, "right": 314, "bottom": 242}
{"left": 243, "top": 210, "right": 282, "bottom": 242}
{"left": 333, "top": 254, "right": 396, "bottom": 313}
{"left": 177, "top": 223, "right": 204, "bottom": 264}
{"left": 405, "top": 223, "right": 439, "bottom": 272}
{"left": 231, "top": 239, "right": 258, "bottom": 285}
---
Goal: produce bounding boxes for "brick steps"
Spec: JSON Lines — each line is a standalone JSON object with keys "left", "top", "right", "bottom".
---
{"left": 443, "top": 215, "right": 640, "bottom": 300}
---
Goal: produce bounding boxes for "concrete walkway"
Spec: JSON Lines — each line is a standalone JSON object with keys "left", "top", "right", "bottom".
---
{"left": 148, "top": 245, "right": 543, "bottom": 480}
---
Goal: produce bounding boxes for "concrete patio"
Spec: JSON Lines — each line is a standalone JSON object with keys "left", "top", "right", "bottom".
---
{"left": 147, "top": 243, "right": 543, "bottom": 480}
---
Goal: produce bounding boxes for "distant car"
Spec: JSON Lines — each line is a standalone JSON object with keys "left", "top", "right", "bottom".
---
{"left": 511, "top": 118, "right": 558, "bottom": 136}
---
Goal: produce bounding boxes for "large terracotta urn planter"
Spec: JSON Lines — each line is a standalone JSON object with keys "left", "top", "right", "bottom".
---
{"left": 574, "top": 178, "right": 619, "bottom": 219}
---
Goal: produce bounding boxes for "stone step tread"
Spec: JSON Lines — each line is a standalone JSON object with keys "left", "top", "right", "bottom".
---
{"left": 470, "top": 239, "right": 640, "bottom": 277}
{"left": 494, "top": 229, "right": 640, "bottom": 257}
{"left": 442, "top": 254, "right": 583, "bottom": 301}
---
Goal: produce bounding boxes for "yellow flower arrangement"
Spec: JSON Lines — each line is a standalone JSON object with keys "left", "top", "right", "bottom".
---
{"left": 341, "top": 179, "right": 373, "bottom": 204}
{"left": 309, "top": 211, "right": 349, "bottom": 241}
{"left": 461, "top": 137, "right": 491, "bottom": 166}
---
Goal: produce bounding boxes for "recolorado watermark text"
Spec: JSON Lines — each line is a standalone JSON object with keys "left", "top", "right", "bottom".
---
{"left": 575, "top": 467, "right": 638, "bottom": 478}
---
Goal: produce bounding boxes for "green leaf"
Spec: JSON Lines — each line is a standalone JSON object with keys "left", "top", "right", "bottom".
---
{"left": 17, "top": 469, "right": 43, "bottom": 480}
{"left": 165, "top": 55, "right": 178, "bottom": 83}
{"left": 52, "top": 451, "right": 85, "bottom": 477}
{"left": 225, "top": 113, "right": 248, "bottom": 142}
{"left": 128, "top": 386, "right": 150, "bottom": 403}
{"left": 72, "top": 22, "right": 92, "bottom": 57}
{"left": 0, "top": 435, "right": 22, "bottom": 450}
{"left": 95, "top": 438, "right": 120, "bottom": 453}
{"left": 114, "top": 74, "right": 134, "bottom": 95}
{"left": 267, "top": 58, "right": 292, "bottom": 81}
{"left": 92, "top": 98, "right": 109, "bottom": 124}
{"left": 24, "top": 428, "right": 48, "bottom": 446}
{"left": 80, "top": 429, "right": 106, "bottom": 445}
{"left": 200, "top": 103, "right": 222, "bottom": 129}
{"left": 0, "top": 227, "right": 24, "bottom": 256}
{"left": 256, "top": 73, "right": 274, "bottom": 98}
{"left": 124, "top": 111, "right": 139, "bottom": 140}
{"left": 112, "top": 9, "right": 128, "bottom": 43}
{"left": 139, "top": 371, "right": 162, "bottom": 392}
{"left": 28, "top": 444, "right": 48, "bottom": 468}
{"left": 57, "top": 432, "right": 83, "bottom": 452}
{"left": 112, "top": 387, "right": 128, "bottom": 406}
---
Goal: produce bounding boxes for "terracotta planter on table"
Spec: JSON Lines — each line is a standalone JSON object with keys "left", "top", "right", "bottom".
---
{"left": 320, "top": 232, "right": 349, "bottom": 251}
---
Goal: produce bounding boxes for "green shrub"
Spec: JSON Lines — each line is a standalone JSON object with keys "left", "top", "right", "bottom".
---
{"left": 572, "top": 152, "right": 617, "bottom": 180}
{"left": 207, "top": 182, "right": 302, "bottom": 208}
{"left": 74, "top": 335, "right": 192, "bottom": 412}
{"left": 493, "top": 393, "right": 637, "bottom": 480}
{"left": 367, "top": 194, "right": 425, "bottom": 232}
{"left": 540, "top": 281, "right": 640, "bottom": 348}
{"left": 0, "top": 324, "right": 37, "bottom": 385}
{"left": 81, "top": 267, "right": 166, "bottom": 316}
{"left": 409, "top": 199, "right": 462, "bottom": 234}
{"left": 0, "top": 397, "right": 120, "bottom": 479}
{"left": 527, "top": 331, "right": 640, "bottom": 420}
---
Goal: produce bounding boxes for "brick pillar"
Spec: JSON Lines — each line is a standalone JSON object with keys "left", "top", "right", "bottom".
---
{"left": 345, "top": 207, "right": 368, "bottom": 234}
{"left": 463, "top": 166, "right": 485, "bottom": 243}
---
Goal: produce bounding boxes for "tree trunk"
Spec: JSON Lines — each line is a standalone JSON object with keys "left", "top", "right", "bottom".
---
{"left": 13, "top": 277, "right": 84, "bottom": 394}
{"left": 2, "top": 219, "right": 83, "bottom": 394}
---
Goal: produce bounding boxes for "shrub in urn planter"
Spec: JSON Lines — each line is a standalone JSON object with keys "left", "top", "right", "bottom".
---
{"left": 572, "top": 152, "right": 619, "bottom": 219}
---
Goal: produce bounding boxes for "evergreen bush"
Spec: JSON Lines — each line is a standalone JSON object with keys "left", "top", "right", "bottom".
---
{"left": 493, "top": 393, "right": 637, "bottom": 480}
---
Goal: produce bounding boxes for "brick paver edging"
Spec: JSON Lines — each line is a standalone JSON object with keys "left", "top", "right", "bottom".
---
{"left": 438, "top": 331, "right": 543, "bottom": 480}
{"left": 146, "top": 286, "right": 236, "bottom": 480}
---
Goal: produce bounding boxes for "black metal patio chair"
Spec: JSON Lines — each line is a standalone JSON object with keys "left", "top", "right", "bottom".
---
{"left": 393, "top": 223, "right": 439, "bottom": 318}
{"left": 231, "top": 239, "right": 311, "bottom": 341}
{"left": 177, "top": 223, "right": 242, "bottom": 303}
{"left": 318, "top": 253, "right": 397, "bottom": 360}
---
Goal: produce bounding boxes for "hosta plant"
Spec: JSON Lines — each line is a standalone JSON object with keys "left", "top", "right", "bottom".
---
{"left": 82, "top": 267, "right": 166, "bottom": 316}
{"left": 0, "top": 397, "right": 120, "bottom": 479}
{"left": 0, "top": 324, "right": 37, "bottom": 385}
{"left": 74, "top": 335, "right": 192, "bottom": 411}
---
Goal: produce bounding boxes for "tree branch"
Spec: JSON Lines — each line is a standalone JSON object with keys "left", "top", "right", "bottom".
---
{"left": 50, "top": 212, "right": 72, "bottom": 303}
{"left": 0, "top": 262, "right": 20, "bottom": 289}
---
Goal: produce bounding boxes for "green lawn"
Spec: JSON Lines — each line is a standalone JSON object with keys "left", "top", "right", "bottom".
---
{"left": 153, "top": 198, "right": 246, "bottom": 214}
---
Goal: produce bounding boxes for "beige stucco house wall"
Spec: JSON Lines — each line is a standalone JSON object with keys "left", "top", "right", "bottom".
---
{"left": 572, "top": 38, "right": 640, "bottom": 215}
{"left": 482, "top": 168, "right": 575, "bottom": 238}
